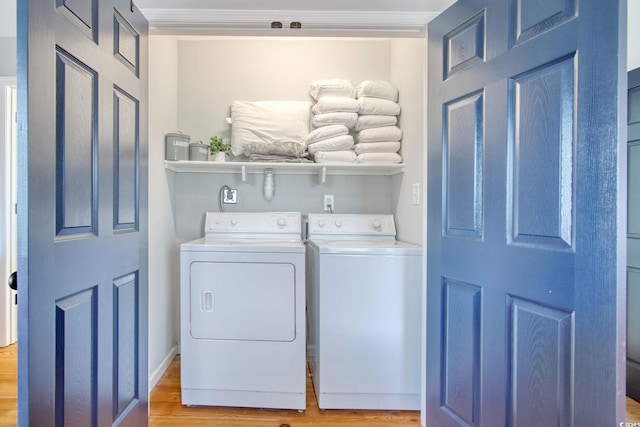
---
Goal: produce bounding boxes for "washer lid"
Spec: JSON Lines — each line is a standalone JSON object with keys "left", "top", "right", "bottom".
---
{"left": 308, "top": 238, "right": 421, "bottom": 255}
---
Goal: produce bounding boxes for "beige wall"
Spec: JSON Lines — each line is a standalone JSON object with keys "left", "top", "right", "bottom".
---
{"left": 177, "top": 37, "right": 392, "bottom": 144}
{"left": 390, "top": 38, "right": 424, "bottom": 245}
{"left": 0, "top": 0, "right": 16, "bottom": 77}
{"left": 148, "top": 36, "right": 180, "bottom": 389}
{"left": 0, "top": 37, "right": 16, "bottom": 77}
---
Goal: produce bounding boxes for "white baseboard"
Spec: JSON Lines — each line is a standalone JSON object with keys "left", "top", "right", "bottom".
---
{"left": 149, "top": 344, "right": 178, "bottom": 392}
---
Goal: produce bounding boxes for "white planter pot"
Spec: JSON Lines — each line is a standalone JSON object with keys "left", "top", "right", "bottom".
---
{"left": 212, "top": 152, "right": 226, "bottom": 162}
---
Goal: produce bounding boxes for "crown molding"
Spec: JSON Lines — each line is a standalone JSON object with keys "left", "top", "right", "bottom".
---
{"left": 140, "top": 9, "right": 439, "bottom": 36}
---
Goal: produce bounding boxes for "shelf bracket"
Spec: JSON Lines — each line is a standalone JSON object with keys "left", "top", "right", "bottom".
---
{"left": 241, "top": 165, "right": 247, "bottom": 182}
{"left": 319, "top": 166, "right": 326, "bottom": 184}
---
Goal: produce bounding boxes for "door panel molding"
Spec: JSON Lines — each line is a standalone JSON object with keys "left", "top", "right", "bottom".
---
{"left": 441, "top": 278, "right": 481, "bottom": 426}
{"left": 54, "top": 47, "right": 98, "bottom": 239}
{"left": 55, "top": 287, "right": 98, "bottom": 427}
{"left": 443, "top": 90, "right": 484, "bottom": 239}
{"left": 507, "top": 54, "right": 575, "bottom": 250}
{"left": 507, "top": 295, "right": 574, "bottom": 426}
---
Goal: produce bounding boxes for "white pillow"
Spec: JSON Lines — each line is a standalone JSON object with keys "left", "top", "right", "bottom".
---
{"left": 230, "top": 101, "right": 312, "bottom": 156}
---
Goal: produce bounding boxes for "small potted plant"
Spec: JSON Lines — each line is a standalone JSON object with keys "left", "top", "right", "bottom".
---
{"left": 209, "top": 136, "right": 232, "bottom": 162}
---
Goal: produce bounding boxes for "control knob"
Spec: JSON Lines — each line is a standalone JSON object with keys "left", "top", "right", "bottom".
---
{"left": 277, "top": 218, "right": 287, "bottom": 227}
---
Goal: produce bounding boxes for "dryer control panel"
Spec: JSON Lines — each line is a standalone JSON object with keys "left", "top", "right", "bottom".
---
{"left": 204, "top": 212, "right": 302, "bottom": 236}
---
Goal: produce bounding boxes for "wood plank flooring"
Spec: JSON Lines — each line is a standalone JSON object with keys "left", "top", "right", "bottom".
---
{"left": 150, "top": 356, "right": 421, "bottom": 427}
{"left": 0, "top": 344, "right": 16, "bottom": 427}
{"left": 2, "top": 342, "right": 640, "bottom": 426}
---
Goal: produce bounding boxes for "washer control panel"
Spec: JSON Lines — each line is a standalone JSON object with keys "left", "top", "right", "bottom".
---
{"left": 307, "top": 214, "right": 396, "bottom": 237}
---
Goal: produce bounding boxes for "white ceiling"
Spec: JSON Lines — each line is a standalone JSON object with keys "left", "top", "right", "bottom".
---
{"left": 0, "top": 0, "right": 456, "bottom": 38}
{"left": 136, "top": 0, "right": 456, "bottom": 36}
{"left": 134, "top": 0, "right": 455, "bottom": 12}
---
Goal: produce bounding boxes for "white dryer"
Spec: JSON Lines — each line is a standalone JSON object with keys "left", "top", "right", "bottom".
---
{"left": 180, "top": 212, "right": 306, "bottom": 410}
{"left": 306, "top": 213, "right": 422, "bottom": 410}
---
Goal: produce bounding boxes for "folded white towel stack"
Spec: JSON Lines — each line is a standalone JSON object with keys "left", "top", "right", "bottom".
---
{"left": 354, "top": 80, "right": 403, "bottom": 164}
{"left": 308, "top": 80, "right": 361, "bottom": 163}
{"left": 308, "top": 79, "right": 404, "bottom": 164}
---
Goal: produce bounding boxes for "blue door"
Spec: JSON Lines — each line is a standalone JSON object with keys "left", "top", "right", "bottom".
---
{"left": 426, "top": 0, "right": 626, "bottom": 425}
{"left": 17, "top": 0, "right": 149, "bottom": 425}
{"left": 627, "top": 68, "right": 640, "bottom": 400}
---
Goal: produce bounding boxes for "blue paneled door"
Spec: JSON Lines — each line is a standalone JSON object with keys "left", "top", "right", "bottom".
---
{"left": 426, "top": 0, "right": 625, "bottom": 425}
{"left": 17, "top": 0, "right": 148, "bottom": 425}
{"left": 627, "top": 68, "right": 640, "bottom": 400}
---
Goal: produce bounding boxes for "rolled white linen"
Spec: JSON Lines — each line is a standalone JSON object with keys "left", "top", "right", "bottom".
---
{"left": 304, "top": 124, "right": 349, "bottom": 145}
{"left": 358, "top": 97, "right": 401, "bottom": 116}
{"left": 357, "top": 152, "right": 402, "bottom": 164}
{"left": 314, "top": 150, "right": 358, "bottom": 164}
{"left": 312, "top": 97, "right": 360, "bottom": 114}
{"left": 248, "top": 154, "right": 313, "bottom": 163}
{"left": 356, "top": 126, "right": 403, "bottom": 143}
{"left": 307, "top": 134, "right": 354, "bottom": 154}
{"left": 356, "top": 80, "right": 399, "bottom": 102}
{"left": 309, "top": 79, "right": 356, "bottom": 100}
{"left": 353, "top": 141, "right": 401, "bottom": 154}
{"left": 243, "top": 140, "right": 306, "bottom": 157}
{"left": 312, "top": 112, "right": 358, "bottom": 129}
{"left": 354, "top": 115, "right": 398, "bottom": 131}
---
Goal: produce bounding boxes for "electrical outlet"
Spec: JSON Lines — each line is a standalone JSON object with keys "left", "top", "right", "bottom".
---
{"left": 323, "top": 194, "right": 334, "bottom": 212}
{"left": 223, "top": 189, "right": 237, "bottom": 204}
{"left": 412, "top": 183, "right": 420, "bottom": 205}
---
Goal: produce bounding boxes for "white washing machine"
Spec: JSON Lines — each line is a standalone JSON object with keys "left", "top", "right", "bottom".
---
{"left": 306, "top": 213, "right": 422, "bottom": 410}
{"left": 180, "top": 212, "right": 306, "bottom": 410}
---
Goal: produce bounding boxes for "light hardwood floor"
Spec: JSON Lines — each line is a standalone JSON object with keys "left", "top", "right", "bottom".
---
{"left": 1, "top": 343, "right": 640, "bottom": 426}
{"left": 150, "top": 356, "right": 421, "bottom": 427}
{"left": 0, "top": 344, "right": 16, "bottom": 426}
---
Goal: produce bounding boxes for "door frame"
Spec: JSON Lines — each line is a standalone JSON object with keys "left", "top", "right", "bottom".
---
{"left": 0, "top": 77, "right": 17, "bottom": 348}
